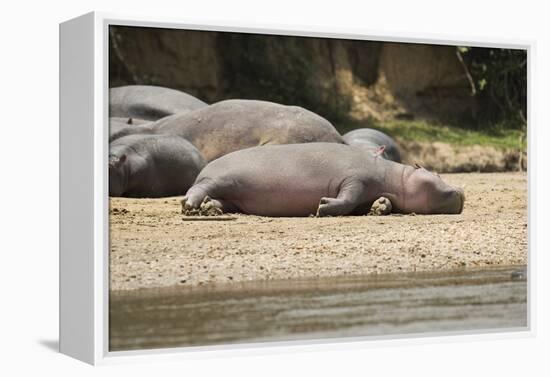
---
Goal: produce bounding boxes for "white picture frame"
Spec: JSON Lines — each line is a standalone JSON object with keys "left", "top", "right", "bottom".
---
{"left": 59, "top": 11, "right": 534, "bottom": 365}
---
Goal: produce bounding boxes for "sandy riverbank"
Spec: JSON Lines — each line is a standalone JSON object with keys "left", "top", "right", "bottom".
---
{"left": 109, "top": 172, "right": 527, "bottom": 291}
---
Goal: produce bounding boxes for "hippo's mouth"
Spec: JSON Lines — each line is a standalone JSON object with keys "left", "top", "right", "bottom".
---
{"left": 433, "top": 188, "right": 465, "bottom": 214}
{"left": 451, "top": 188, "right": 465, "bottom": 214}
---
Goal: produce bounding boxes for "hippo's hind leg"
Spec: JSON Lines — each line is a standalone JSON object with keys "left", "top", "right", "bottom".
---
{"left": 181, "top": 193, "right": 202, "bottom": 211}
{"left": 182, "top": 181, "right": 238, "bottom": 215}
{"left": 181, "top": 184, "right": 210, "bottom": 212}
{"left": 201, "top": 196, "right": 238, "bottom": 214}
{"left": 317, "top": 179, "right": 366, "bottom": 217}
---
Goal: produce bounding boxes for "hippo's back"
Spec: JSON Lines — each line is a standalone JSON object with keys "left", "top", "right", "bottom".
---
{"left": 110, "top": 133, "right": 205, "bottom": 169}
{"left": 153, "top": 99, "right": 345, "bottom": 161}
{"left": 343, "top": 128, "right": 401, "bottom": 162}
{"left": 109, "top": 117, "right": 154, "bottom": 142}
{"left": 109, "top": 85, "right": 208, "bottom": 121}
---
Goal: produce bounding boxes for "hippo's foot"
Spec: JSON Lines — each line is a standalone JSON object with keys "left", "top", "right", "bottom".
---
{"left": 369, "top": 197, "right": 392, "bottom": 216}
{"left": 182, "top": 195, "right": 224, "bottom": 216}
{"left": 316, "top": 197, "right": 330, "bottom": 217}
{"left": 316, "top": 197, "right": 356, "bottom": 217}
{"left": 199, "top": 196, "right": 224, "bottom": 216}
{"left": 181, "top": 196, "right": 195, "bottom": 214}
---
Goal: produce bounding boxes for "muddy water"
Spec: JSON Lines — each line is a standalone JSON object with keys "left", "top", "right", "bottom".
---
{"left": 109, "top": 266, "right": 527, "bottom": 351}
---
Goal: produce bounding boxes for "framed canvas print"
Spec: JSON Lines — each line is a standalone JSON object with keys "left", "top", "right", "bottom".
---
{"left": 59, "top": 12, "right": 532, "bottom": 365}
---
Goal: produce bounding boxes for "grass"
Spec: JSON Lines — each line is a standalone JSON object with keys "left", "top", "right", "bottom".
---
{"left": 338, "top": 119, "right": 526, "bottom": 150}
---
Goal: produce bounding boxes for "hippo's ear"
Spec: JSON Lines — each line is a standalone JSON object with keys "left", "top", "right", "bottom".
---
{"left": 414, "top": 163, "right": 424, "bottom": 169}
{"left": 127, "top": 118, "right": 133, "bottom": 125}
{"left": 109, "top": 154, "right": 127, "bottom": 168}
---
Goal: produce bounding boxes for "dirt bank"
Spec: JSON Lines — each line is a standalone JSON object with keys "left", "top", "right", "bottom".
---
{"left": 399, "top": 140, "right": 526, "bottom": 173}
{"left": 109, "top": 172, "right": 527, "bottom": 291}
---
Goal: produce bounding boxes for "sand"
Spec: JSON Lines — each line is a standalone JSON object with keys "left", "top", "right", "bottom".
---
{"left": 109, "top": 172, "right": 527, "bottom": 291}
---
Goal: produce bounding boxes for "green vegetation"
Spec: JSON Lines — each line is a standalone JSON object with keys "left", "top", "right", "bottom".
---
{"left": 458, "top": 47, "right": 527, "bottom": 130}
{"left": 340, "top": 119, "right": 526, "bottom": 150}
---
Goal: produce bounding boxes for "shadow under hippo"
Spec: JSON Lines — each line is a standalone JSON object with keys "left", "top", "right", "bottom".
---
{"left": 152, "top": 99, "right": 345, "bottom": 162}
{"left": 182, "top": 143, "right": 464, "bottom": 217}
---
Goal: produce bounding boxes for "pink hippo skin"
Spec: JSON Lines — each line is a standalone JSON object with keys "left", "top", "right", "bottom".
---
{"left": 182, "top": 143, "right": 464, "bottom": 217}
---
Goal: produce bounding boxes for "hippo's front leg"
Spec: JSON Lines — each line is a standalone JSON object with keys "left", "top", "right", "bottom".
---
{"left": 316, "top": 179, "right": 366, "bottom": 217}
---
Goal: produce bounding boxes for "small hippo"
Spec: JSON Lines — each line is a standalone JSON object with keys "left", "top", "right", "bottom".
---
{"left": 152, "top": 99, "right": 345, "bottom": 161}
{"left": 342, "top": 128, "right": 402, "bottom": 162}
{"left": 109, "top": 85, "right": 208, "bottom": 121}
{"left": 109, "top": 117, "right": 154, "bottom": 142}
{"left": 182, "top": 143, "right": 464, "bottom": 217}
{"left": 109, "top": 134, "right": 206, "bottom": 198}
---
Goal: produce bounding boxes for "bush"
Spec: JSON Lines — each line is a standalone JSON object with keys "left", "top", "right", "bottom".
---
{"left": 458, "top": 47, "right": 527, "bottom": 130}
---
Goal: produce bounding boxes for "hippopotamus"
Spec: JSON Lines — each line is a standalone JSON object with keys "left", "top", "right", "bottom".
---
{"left": 152, "top": 99, "right": 345, "bottom": 161}
{"left": 109, "top": 134, "right": 206, "bottom": 198}
{"left": 182, "top": 143, "right": 464, "bottom": 217}
{"left": 109, "top": 117, "right": 154, "bottom": 142}
{"left": 109, "top": 85, "right": 208, "bottom": 121}
{"left": 342, "top": 128, "right": 402, "bottom": 162}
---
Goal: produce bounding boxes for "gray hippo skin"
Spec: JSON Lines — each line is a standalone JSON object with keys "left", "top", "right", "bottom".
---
{"left": 109, "top": 134, "right": 206, "bottom": 198}
{"left": 152, "top": 99, "right": 345, "bottom": 161}
{"left": 183, "top": 143, "right": 464, "bottom": 217}
{"left": 342, "top": 128, "right": 402, "bottom": 162}
{"left": 109, "top": 85, "right": 208, "bottom": 121}
{"left": 109, "top": 117, "right": 154, "bottom": 142}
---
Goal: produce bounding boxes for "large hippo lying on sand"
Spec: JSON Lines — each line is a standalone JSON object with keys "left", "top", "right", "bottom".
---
{"left": 109, "top": 117, "right": 154, "bottom": 142}
{"left": 182, "top": 143, "right": 464, "bottom": 217}
{"left": 342, "top": 128, "right": 402, "bottom": 162}
{"left": 152, "top": 99, "right": 345, "bottom": 161}
{"left": 109, "top": 134, "right": 206, "bottom": 198}
{"left": 109, "top": 85, "right": 208, "bottom": 121}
